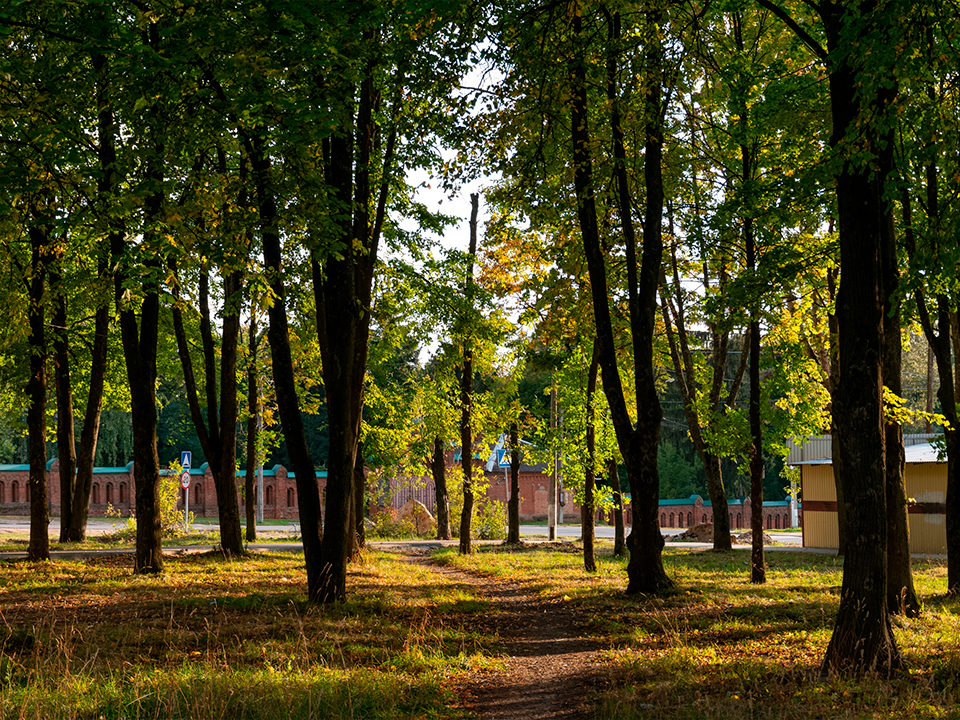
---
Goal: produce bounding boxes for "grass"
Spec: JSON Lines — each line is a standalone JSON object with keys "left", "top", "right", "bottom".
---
{"left": 435, "top": 543, "right": 960, "bottom": 719}
{"left": 1, "top": 541, "right": 958, "bottom": 718}
{"left": 0, "top": 550, "right": 501, "bottom": 719}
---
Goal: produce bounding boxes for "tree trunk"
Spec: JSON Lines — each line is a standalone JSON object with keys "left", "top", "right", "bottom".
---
{"left": 881, "top": 188, "right": 918, "bottom": 615}
{"left": 27, "top": 225, "right": 50, "bottom": 562}
{"left": 458, "top": 193, "right": 480, "bottom": 555}
{"left": 702, "top": 454, "right": 731, "bottom": 549}
{"left": 819, "top": 0, "right": 900, "bottom": 675}
{"left": 433, "top": 436, "right": 451, "bottom": 540}
{"left": 65, "top": 294, "right": 109, "bottom": 543}
{"left": 507, "top": 422, "right": 520, "bottom": 544}
{"left": 749, "top": 314, "right": 765, "bottom": 584}
{"left": 244, "top": 315, "right": 259, "bottom": 543}
{"left": 572, "top": 3, "right": 671, "bottom": 593}
{"left": 583, "top": 342, "right": 599, "bottom": 572}
{"left": 608, "top": 458, "right": 626, "bottom": 557}
{"left": 745, "top": 200, "right": 765, "bottom": 583}
{"left": 315, "top": 65, "right": 378, "bottom": 600}
{"left": 51, "top": 270, "right": 77, "bottom": 543}
{"left": 353, "top": 441, "right": 366, "bottom": 554}
{"left": 249, "top": 134, "right": 323, "bottom": 597}
{"left": 66, "top": 52, "right": 115, "bottom": 545}
{"left": 214, "top": 269, "right": 244, "bottom": 556}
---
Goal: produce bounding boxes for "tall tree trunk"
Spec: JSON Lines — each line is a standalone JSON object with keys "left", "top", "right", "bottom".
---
{"left": 458, "top": 193, "right": 479, "bottom": 554}
{"left": 249, "top": 133, "right": 323, "bottom": 597}
{"left": 881, "top": 185, "right": 918, "bottom": 615}
{"left": 116, "top": 21, "right": 164, "bottom": 573}
{"left": 353, "top": 441, "right": 366, "bottom": 555}
{"left": 433, "top": 436, "right": 451, "bottom": 540}
{"left": 747, "top": 264, "right": 767, "bottom": 583}
{"left": 66, "top": 291, "right": 109, "bottom": 542}
{"left": 608, "top": 458, "right": 626, "bottom": 557}
{"left": 903, "top": 137, "right": 960, "bottom": 593}
{"left": 819, "top": 0, "right": 900, "bottom": 676}
{"left": 67, "top": 52, "right": 116, "bottom": 546}
{"left": 244, "top": 314, "right": 259, "bottom": 543}
{"left": 27, "top": 225, "right": 50, "bottom": 562}
{"left": 583, "top": 342, "right": 599, "bottom": 572}
{"left": 215, "top": 269, "right": 244, "bottom": 556}
{"left": 507, "top": 422, "right": 520, "bottom": 544}
{"left": 572, "top": 3, "right": 671, "bottom": 593}
{"left": 51, "top": 269, "right": 77, "bottom": 543}
{"left": 315, "top": 55, "right": 383, "bottom": 600}
{"left": 747, "top": 218, "right": 765, "bottom": 584}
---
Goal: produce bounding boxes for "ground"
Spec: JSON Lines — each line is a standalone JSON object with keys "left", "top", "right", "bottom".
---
{"left": 420, "top": 545, "right": 612, "bottom": 719}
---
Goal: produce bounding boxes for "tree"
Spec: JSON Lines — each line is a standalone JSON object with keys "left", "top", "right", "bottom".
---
{"left": 898, "top": 4, "right": 960, "bottom": 598}
{"left": 459, "top": 194, "right": 480, "bottom": 554}
{"left": 758, "top": 0, "right": 906, "bottom": 675}
{"left": 570, "top": 1, "right": 673, "bottom": 593}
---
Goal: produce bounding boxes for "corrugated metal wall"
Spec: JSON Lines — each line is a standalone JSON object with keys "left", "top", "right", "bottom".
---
{"left": 800, "top": 464, "right": 838, "bottom": 549}
{"left": 907, "top": 464, "right": 947, "bottom": 554}
{"left": 787, "top": 434, "right": 940, "bottom": 464}
{"left": 800, "top": 458, "right": 947, "bottom": 554}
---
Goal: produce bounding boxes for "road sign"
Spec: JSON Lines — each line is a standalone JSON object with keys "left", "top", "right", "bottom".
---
{"left": 180, "top": 451, "right": 192, "bottom": 469}
{"left": 179, "top": 470, "right": 191, "bottom": 490}
{"left": 497, "top": 448, "right": 511, "bottom": 468}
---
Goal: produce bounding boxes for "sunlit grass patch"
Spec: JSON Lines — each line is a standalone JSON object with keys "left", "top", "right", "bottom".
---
{"left": 0, "top": 549, "right": 494, "bottom": 719}
{"left": 437, "top": 543, "right": 960, "bottom": 719}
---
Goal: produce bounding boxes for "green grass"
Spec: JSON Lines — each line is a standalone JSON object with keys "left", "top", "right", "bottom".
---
{"left": 0, "top": 550, "right": 500, "bottom": 719}
{"left": 435, "top": 543, "right": 960, "bottom": 719}
{"left": 2, "top": 541, "right": 958, "bottom": 719}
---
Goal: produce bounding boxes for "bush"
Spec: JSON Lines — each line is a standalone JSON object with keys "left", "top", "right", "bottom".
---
{"left": 106, "top": 467, "right": 193, "bottom": 539}
{"left": 368, "top": 509, "right": 423, "bottom": 539}
{"left": 474, "top": 498, "right": 507, "bottom": 540}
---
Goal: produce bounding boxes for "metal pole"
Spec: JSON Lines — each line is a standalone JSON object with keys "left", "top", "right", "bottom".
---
{"left": 184, "top": 482, "right": 190, "bottom": 528}
{"left": 549, "top": 384, "right": 557, "bottom": 541}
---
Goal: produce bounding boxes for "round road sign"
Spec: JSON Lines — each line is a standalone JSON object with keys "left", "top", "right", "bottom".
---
{"left": 179, "top": 470, "right": 191, "bottom": 490}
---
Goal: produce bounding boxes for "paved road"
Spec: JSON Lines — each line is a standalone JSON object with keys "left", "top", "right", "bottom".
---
{"left": 0, "top": 516, "right": 807, "bottom": 560}
{"left": 519, "top": 523, "right": 803, "bottom": 546}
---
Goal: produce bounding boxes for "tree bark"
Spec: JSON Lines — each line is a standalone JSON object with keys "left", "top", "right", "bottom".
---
{"left": 819, "top": 0, "right": 901, "bottom": 676}
{"left": 608, "top": 458, "right": 626, "bottom": 557}
{"left": 27, "top": 225, "right": 50, "bottom": 562}
{"left": 353, "top": 441, "right": 366, "bottom": 554}
{"left": 244, "top": 314, "right": 259, "bottom": 543}
{"left": 65, "top": 293, "right": 109, "bottom": 543}
{"left": 51, "top": 268, "right": 77, "bottom": 543}
{"left": 433, "top": 436, "right": 452, "bottom": 540}
{"left": 747, "top": 217, "right": 765, "bottom": 584}
{"left": 507, "top": 422, "right": 521, "bottom": 544}
{"left": 458, "top": 193, "right": 480, "bottom": 555}
{"left": 583, "top": 341, "right": 599, "bottom": 572}
{"left": 881, "top": 183, "right": 918, "bottom": 616}
{"left": 249, "top": 133, "right": 323, "bottom": 597}
{"left": 572, "top": 3, "right": 671, "bottom": 594}
{"left": 216, "top": 269, "right": 245, "bottom": 556}
{"left": 65, "top": 52, "right": 116, "bottom": 546}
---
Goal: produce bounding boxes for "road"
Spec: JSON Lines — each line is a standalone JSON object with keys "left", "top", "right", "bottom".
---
{"left": 0, "top": 517, "right": 807, "bottom": 559}
{"left": 520, "top": 523, "right": 803, "bottom": 546}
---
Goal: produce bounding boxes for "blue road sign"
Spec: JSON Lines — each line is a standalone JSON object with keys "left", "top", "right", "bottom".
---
{"left": 180, "top": 450, "right": 192, "bottom": 469}
{"left": 498, "top": 448, "right": 511, "bottom": 468}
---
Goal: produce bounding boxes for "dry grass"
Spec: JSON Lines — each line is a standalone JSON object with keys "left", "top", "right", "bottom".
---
{"left": 434, "top": 543, "right": 960, "bottom": 719}
{"left": 0, "top": 550, "right": 500, "bottom": 719}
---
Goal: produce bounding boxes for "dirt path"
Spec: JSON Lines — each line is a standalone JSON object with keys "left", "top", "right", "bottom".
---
{"left": 421, "top": 557, "right": 612, "bottom": 720}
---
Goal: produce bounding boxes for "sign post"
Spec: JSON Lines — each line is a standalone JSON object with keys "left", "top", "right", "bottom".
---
{"left": 180, "top": 451, "right": 192, "bottom": 528}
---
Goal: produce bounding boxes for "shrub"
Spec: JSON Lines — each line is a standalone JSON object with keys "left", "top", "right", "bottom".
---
{"left": 474, "top": 498, "right": 507, "bottom": 540}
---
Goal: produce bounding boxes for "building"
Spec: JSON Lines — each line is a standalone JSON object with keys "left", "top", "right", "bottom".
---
{"left": 792, "top": 440, "right": 946, "bottom": 554}
{"left": 655, "top": 494, "right": 792, "bottom": 530}
{"left": 0, "top": 459, "right": 326, "bottom": 521}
